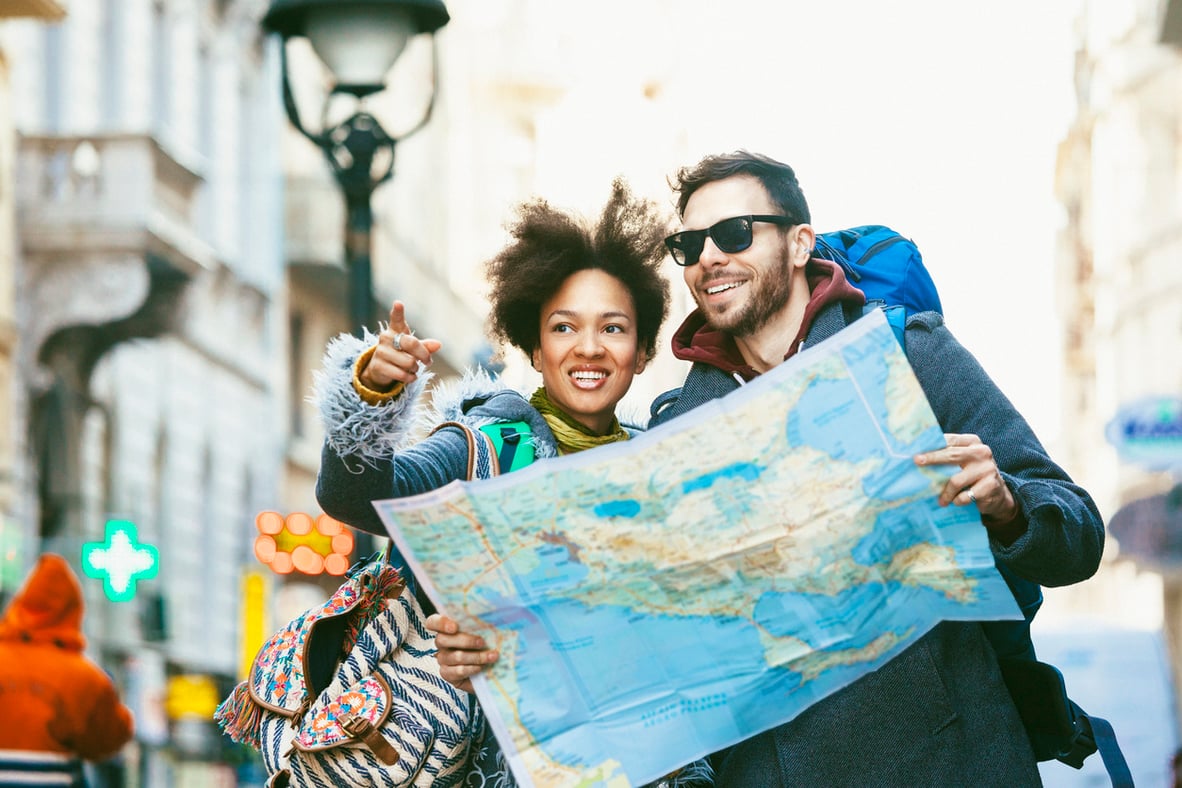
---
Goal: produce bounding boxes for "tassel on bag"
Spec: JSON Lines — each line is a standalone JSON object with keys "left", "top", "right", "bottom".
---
{"left": 214, "top": 680, "right": 264, "bottom": 749}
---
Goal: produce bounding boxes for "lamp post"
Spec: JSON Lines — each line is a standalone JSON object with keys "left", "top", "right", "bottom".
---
{"left": 261, "top": 0, "right": 450, "bottom": 335}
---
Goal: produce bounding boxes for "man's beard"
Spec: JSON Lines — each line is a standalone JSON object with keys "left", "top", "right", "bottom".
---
{"left": 698, "top": 252, "right": 794, "bottom": 337}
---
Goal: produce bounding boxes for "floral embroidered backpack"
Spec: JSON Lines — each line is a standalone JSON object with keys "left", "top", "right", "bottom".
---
{"left": 214, "top": 553, "right": 476, "bottom": 787}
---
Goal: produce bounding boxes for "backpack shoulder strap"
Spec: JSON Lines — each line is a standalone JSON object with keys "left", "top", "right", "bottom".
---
{"left": 1000, "top": 657, "right": 1133, "bottom": 784}
{"left": 859, "top": 300, "right": 908, "bottom": 350}
{"left": 429, "top": 421, "right": 499, "bottom": 480}
{"left": 1082, "top": 714, "right": 1134, "bottom": 787}
{"left": 478, "top": 421, "right": 534, "bottom": 473}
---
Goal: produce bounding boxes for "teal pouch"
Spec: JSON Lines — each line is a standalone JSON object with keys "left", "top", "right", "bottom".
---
{"left": 478, "top": 421, "right": 534, "bottom": 473}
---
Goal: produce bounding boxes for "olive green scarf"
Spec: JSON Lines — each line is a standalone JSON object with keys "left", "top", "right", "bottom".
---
{"left": 529, "top": 387, "right": 629, "bottom": 455}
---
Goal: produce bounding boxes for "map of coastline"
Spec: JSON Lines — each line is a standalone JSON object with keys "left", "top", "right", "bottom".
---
{"left": 375, "top": 309, "right": 1022, "bottom": 788}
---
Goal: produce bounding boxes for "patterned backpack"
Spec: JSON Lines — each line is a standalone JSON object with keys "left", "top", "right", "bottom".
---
{"left": 214, "top": 554, "right": 476, "bottom": 786}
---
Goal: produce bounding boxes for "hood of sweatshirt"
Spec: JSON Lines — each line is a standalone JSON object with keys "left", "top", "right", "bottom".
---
{"left": 0, "top": 553, "right": 86, "bottom": 651}
{"left": 670, "top": 259, "right": 866, "bottom": 381}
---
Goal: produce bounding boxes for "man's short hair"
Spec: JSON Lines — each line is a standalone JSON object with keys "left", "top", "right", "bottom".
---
{"left": 670, "top": 150, "right": 811, "bottom": 225}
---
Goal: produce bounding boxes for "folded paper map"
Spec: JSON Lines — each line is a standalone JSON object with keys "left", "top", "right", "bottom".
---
{"left": 374, "top": 309, "right": 1022, "bottom": 787}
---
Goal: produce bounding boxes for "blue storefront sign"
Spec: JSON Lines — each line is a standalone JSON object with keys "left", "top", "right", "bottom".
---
{"left": 1105, "top": 396, "right": 1182, "bottom": 472}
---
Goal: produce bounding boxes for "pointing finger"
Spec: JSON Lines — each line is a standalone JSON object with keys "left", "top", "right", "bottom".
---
{"left": 388, "top": 301, "right": 410, "bottom": 335}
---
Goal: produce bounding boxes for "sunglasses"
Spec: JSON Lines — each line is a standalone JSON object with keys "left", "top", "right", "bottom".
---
{"left": 664, "top": 214, "right": 796, "bottom": 266}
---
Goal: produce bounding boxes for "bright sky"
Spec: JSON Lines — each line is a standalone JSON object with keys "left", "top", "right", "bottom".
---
{"left": 727, "top": 1, "right": 1078, "bottom": 450}
{"left": 500, "top": 0, "right": 1079, "bottom": 447}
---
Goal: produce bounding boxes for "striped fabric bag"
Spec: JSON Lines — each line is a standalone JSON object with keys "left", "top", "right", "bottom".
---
{"left": 215, "top": 554, "right": 475, "bottom": 787}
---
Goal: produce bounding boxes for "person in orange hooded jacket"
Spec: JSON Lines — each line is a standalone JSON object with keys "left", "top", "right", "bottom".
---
{"left": 0, "top": 553, "right": 134, "bottom": 785}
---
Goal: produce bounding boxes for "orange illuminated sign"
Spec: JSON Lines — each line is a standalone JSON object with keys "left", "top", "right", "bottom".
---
{"left": 254, "top": 511, "right": 355, "bottom": 576}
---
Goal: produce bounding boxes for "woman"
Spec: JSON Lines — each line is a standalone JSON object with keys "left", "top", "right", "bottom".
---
{"left": 314, "top": 178, "right": 669, "bottom": 535}
{"left": 314, "top": 179, "right": 712, "bottom": 787}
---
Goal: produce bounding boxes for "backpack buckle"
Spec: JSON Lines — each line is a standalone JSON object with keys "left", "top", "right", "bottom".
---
{"left": 1054, "top": 715, "right": 1097, "bottom": 770}
{"left": 340, "top": 712, "right": 401, "bottom": 765}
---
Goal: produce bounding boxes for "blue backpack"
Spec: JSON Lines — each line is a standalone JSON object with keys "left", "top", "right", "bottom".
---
{"left": 816, "top": 225, "right": 1131, "bottom": 783}
{"left": 814, "top": 225, "right": 942, "bottom": 318}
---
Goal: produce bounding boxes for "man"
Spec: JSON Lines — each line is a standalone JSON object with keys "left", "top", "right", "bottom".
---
{"left": 649, "top": 150, "right": 1104, "bottom": 783}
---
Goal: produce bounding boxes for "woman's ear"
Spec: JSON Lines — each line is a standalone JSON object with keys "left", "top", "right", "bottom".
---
{"left": 531, "top": 348, "right": 541, "bottom": 371}
{"left": 634, "top": 354, "right": 648, "bottom": 375}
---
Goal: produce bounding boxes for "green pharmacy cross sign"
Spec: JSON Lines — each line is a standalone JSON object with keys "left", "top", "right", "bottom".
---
{"left": 82, "top": 519, "right": 159, "bottom": 602}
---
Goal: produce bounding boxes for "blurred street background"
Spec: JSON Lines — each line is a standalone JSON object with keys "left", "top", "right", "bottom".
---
{"left": 0, "top": 0, "right": 1179, "bottom": 784}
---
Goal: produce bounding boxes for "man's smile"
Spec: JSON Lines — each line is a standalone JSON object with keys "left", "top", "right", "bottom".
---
{"left": 705, "top": 280, "right": 746, "bottom": 296}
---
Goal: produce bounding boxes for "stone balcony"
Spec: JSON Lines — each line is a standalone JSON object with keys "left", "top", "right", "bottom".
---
{"left": 15, "top": 133, "right": 214, "bottom": 385}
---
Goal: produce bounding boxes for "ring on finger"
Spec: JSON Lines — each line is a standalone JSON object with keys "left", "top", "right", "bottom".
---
{"left": 967, "top": 489, "right": 977, "bottom": 504}
{"left": 392, "top": 333, "right": 404, "bottom": 352}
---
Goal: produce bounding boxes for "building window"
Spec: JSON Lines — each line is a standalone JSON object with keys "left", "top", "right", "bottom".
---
{"left": 198, "top": 41, "right": 214, "bottom": 160}
{"left": 152, "top": 428, "right": 168, "bottom": 542}
{"left": 151, "top": 1, "right": 172, "bottom": 138}
{"left": 289, "top": 313, "right": 305, "bottom": 437}
{"left": 101, "top": 0, "right": 123, "bottom": 129}
{"left": 43, "top": 22, "right": 63, "bottom": 131}
{"left": 199, "top": 446, "right": 215, "bottom": 641}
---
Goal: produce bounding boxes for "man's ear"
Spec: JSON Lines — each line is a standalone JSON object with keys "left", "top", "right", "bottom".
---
{"left": 634, "top": 354, "right": 648, "bottom": 375}
{"left": 793, "top": 224, "right": 816, "bottom": 267}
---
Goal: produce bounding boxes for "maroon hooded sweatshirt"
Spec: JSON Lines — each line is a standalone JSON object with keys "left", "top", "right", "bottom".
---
{"left": 670, "top": 259, "right": 866, "bottom": 380}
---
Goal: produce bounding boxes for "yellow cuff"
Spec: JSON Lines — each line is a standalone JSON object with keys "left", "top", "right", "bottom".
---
{"left": 353, "top": 346, "right": 406, "bottom": 405}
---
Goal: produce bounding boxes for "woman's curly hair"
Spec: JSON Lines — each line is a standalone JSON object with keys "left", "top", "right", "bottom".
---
{"left": 485, "top": 178, "right": 671, "bottom": 363}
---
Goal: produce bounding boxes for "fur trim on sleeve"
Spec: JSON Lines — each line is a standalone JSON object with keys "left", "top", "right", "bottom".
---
{"left": 421, "top": 366, "right": 509, "bottom": 425}
{"left": 651, "top": 758, "right": 715, "bottom": 787}
{"left": 421, "top": 368, "right": 558, "bottom": 461}
{"left": 310, "top": 330, "right": 433, "bottom": 467}
{"left": 614, "top": 399, "right": 650, "bottom": 433}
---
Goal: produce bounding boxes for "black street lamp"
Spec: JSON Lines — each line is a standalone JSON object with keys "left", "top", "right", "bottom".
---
{"left": 261, "top": 0, "right": 450, "bottom": 334}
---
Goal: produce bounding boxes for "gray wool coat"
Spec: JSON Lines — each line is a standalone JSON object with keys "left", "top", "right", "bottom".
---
{"left": 648, "top": 303, "right": 1105, "bottom": 787}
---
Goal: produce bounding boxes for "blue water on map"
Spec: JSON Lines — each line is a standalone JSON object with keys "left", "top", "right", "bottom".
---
{"left": 786, "top": 331, "right": 945, "bottom": 468}
{"left": 476, "top": 583, "right": 956, "bottom": 783}
{"left": 752, "top": 580, "right": 964, "bottom": 642}
{"left": 840, "top": 335, "right": 894, "bottom": 434}
{"left": 786, "top": 371, "right": 944, "bottom": 504}
{"left": 597, "top": 465, "right": 770, "bottom": 523}
{"left": 514, "top": 540, "right": 590, "bottom": 598}
{"left": 861, "top": 460, "right": 936, "bottom": 502}
{"left": 594, "top": 500, "right": 641, "bottom": 518}
{"left": 477, "top": 597, "right": 812, "bottom": 780}
{"left": 850, "top": 502, "right": 936, "bottom": 563}
{"left": 682, "top": 463, "right": 763, "bottom": 494}
{"left": 786, "top": 379, "right": 887, "bottom": 462}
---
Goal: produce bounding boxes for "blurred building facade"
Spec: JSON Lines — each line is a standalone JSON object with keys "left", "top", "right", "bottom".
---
{"left": 0, "top": 0, "right": 64, "bottom": 597}
{"left": 2, "top": 0, "right": 283, "bottom": 783}
{"left": 1055, "top": 0, "right": 1182, "bottom": 738}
